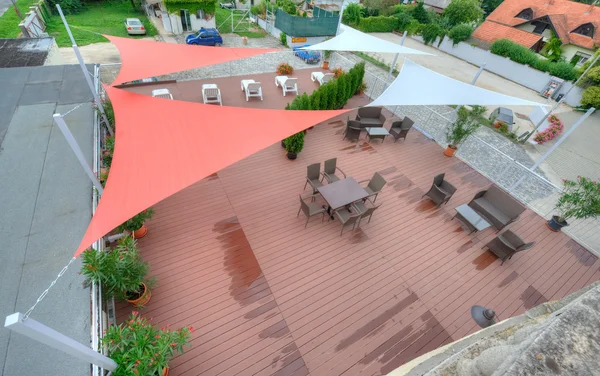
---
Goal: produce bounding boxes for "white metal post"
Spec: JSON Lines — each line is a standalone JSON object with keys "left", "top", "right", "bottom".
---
{"left": 511, "top": 107, "right": 595, "bottom": 191}
{"left": 336, "top": 0, "right": 345, "bottom": 35}
{"left": 5, "top": 312, "right": 117, "bottom": 371}
{"left": 522, "top": 53, "right": 600, "bottom": 143}
{"left": 388, "top": 31, "right": 407, "bottom": 79}
{"left": 54, "top": 114, "right": 104, "bottom": 194}
{"left": 455, "top": 63, "right": 486, "bottom": 113}
{"left": 56, "top": 5, "right": 114, "bottom": 136}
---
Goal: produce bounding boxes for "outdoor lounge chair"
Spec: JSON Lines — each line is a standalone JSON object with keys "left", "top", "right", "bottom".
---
{"left": 304, "top": 163, "right": 323, "bottom": 194}
{"left": 359, "top": 172, "right": 387, "bottom": 203}
{"left": 468, "top": 185, "right": 526, "bottom": 231}
{"left": 275, "top": 76, "right": 298, "bottom": 96}
{"left": 331, "top": 206, "right": 362, "bottom": 236}
{"left": 321, "top": 158, "right": 347, "bottom": 183}
{"left": 311, "top": 72, "right": 334, "bottom": 86}
{"left": 202, "top": 84, "right": 222, "bottom": 105}
{"left": 343, "top": 120, "right": 362, "bottom": 142}
{"left": 352, "top": 200, "right": 381, "bottom": 227}
{"left": 422, "top": 173, "right": 457, "bottom": 207}
{"left": 356, "top": 107, "right": 386, "bottom": 127}
{"left": 389, "top": 117, "right": 414, "bottom": 142}
{"left": 482, "top": 230, "right": 535, "bottom": 264}
{"left": 151, "top": 88, "right": 173, "bottom": 100}
{"left": 241, "top": 79, "right": 263, "bottom": 101}
{"left": 297, "top": 194, "right": 327, "bottom": 228}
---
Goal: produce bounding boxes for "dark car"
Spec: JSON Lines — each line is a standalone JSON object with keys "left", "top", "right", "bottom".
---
{"left": 293, "top": 45, "right": 321, "bottom": 64}
{"left": 185, "top": 28, "right": 224, "bottom": 46}
{"left": 220, "top": 1, "right": 235, "bottom": 8}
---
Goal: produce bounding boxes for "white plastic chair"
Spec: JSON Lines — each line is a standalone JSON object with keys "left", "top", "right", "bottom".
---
{"left": 274, "top": 76, "right": 298, "bottom": 96}
{"left": 151, "top": 88, "right": 173, "bottom": 100}
{"left": 202, "top": 84, "right": 222, "bottom": 105}
{"left": 241, "top": 79, "right": 263, "bottom": 101}
{"left": 311, "top": 72, "right": 334, "bottom": 86}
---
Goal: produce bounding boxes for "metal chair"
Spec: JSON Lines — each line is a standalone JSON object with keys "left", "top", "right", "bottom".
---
{"left": 343, "top": 120, "right": 362, "bottom": 142}
{"left": 321, "top": 158, "right": 347, "bottom": 183}
{"left": 304, "top": 163, "right": 323, "bottom": 194}
{"left": 389, "top": 117, "right": 414, "bottom": 142}
{"left": 482, "top": 230, "right": 535, "bottom": 265}
{"left": 297, "top": 194, "right": 327, "bottom": 228}
{"left": 331, "top": 206, "right": 361, "bottom": 235}
{"left": 359, "top": 172, "right": 387, "bottom": 203}
{"left": 422, "top": 173, "right": 457, "bottom": 207}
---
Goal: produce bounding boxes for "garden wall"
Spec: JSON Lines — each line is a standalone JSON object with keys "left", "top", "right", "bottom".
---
{"left": 412, "top": 35, "right": 585, "bottom": 107}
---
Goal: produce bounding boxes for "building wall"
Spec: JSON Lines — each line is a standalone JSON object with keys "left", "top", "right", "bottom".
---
{"left": 287, "top": 35, "right": 328, "bottom": 48}
{"left": 562, "top": 44, "right": 594, "bottom": 64}
{"left": 515, "top": 23, "right": 553, "bottom": 39}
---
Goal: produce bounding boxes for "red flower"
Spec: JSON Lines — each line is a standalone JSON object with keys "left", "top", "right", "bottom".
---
{"left": 155, "top": 335, "right": 161, "bottom": 339}
{"left": 132, "top": 311, "right": 139, "bottom": 316}
{"left": 189, "top": 326, "right": 194, "bottom": 333}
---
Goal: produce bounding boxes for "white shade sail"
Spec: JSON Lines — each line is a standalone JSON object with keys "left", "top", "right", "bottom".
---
{"left": 300, "top": 25, "right": 432, "bottom": 55}
{"left": 369, "top": 59, "right": 548, "bottom": 107}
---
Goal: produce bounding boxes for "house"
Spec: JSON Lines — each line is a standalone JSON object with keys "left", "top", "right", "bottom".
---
{"left": 473, "top": 0, "right": 599, "bottom": 66}
{"left": 145, "top": 0, "right": 216, "bottom": 34}
{"left": 423, "top": 0, "right": 451, "bottom": 14}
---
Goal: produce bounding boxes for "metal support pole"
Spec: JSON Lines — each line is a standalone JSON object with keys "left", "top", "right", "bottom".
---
{"left": 522, "top": 53, "right": 600, "bottom": 143}
{"left": 455, "top": 63, "right": 486, "bottom": 113}
{"left": 56, "top": 5, "right": 114, "bottom": 137}
{"left": 54, "top": 114, "right": 104, "bottom": 194}
{"left": 388, "top": 32, "right": 407, "bottom": 78}
{"left": 511, "top": 107, "right": 595, "bottom": 191}
{"left": 336, "top": 0, "right": 345, "bottom": 35}
{"left": 5, "top": 312, "right": 117, "bottom": 371}
{"left": 231, "top": 8, "right": 234, "bottom": 33}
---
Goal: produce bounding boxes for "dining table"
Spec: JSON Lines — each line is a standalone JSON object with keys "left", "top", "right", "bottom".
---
{"left": 317, "top": 177, "right": 369, "bottom": 217}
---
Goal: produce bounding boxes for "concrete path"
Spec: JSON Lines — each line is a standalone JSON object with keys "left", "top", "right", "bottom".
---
{"left": 0, "top": 65, "right": 92, "bottom": 376}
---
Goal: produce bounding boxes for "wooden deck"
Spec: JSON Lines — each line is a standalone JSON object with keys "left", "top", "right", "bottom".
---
{"left": 116, "top": 84, "right": 600, "bottom": 375}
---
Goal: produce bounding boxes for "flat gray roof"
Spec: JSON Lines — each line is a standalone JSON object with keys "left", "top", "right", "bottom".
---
{"left": 0, "top": 38, "right": 54, "bottom": 68}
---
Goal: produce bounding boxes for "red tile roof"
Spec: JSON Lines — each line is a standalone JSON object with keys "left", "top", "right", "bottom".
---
{"left": 482, "top": 0, "right": 600, "bottom": 49}
{"left": 473, "top": 20, "right": 543, "bottom": 48}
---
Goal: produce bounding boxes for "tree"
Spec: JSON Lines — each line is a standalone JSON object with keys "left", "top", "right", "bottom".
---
{"left": 448, "top": 24, "right": 474, "bottom": 45}
{"left": 395, "top": 12, "right": 413, "bottom": 32}
{"left": 421, "top": 23, "right": 442, "bottom": 45}
{"left": 444, "top": 0, "right": 483, "bottom": 26}
{"left": 543, "top": 32, "right": 563, "bottom": 62}
{"left": 410, "top": 2, "right": 430, "bottom": 24}
{"left": 342, "top": 3, "right": 362, "bottom": 25}
{"left": 581, "top": 86, "right": 600, "bottom": 108}
{"left": 481, "top": 0, "right": 503, "bottom": 16}
{"left": 586, "top": 66, "right": 600, "bottom": 84}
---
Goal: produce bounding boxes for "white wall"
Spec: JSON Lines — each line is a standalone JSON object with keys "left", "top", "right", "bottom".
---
{"left": 254, "top": 15, "right": 283, "bottom": 39}
{"left": 562, "top": 44, "right": 594, "bottom": 64}
{"left": 189, "top": 13, "right": 216, "bottom": 30}
{"left": 413, "top": 35, "right": 585, "bottom": 107}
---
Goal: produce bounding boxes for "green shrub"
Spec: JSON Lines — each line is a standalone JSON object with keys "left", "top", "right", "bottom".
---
{"left": 48, "top": 0, "right": 83, "bottom": 14}
{"left": 421, "top": 23, "right": 441, "bottom": 45}
{"left": 280, "top": 32, "right": 287, "bottom": 46}
{"left": 410, "top": 1, "right": 430, "bottom": 24}
{"left": 448, "top": 24, "right": 473, "bottom": 45}
{"left": 586, "top": 66, "right": 600, "bottom": 84}
{"left": 549, "top": 61, "right": 578, "bottom": 81}
{"left": 581, "top": 86, "right": 600, "bottom": 108}
{"left": 342, "top": 3, "right": 362, "bottom": 25}
{"left": 444, "top": 0, "right": 483, "bottom": 26}
{"left": 250, "top": 2, "right": 266, "bottom": 17}
{"left": 406, "top": 19, "right": 423, "bottom": 35}
{"left": 355, "top": 16, "right": 399, "bottom": 32}
{"left": 395, "top": 12, "right": 413, "bottom": 32}
{"left": 532, "top": 59, "right": 551, "bottom": 72}
{"left": 284, "top": 132, "right": 304, "bottom": 154}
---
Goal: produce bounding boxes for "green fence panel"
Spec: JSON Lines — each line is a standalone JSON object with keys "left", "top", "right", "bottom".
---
{"left": 274, "top": 8, "right": 338, "bottom": 37}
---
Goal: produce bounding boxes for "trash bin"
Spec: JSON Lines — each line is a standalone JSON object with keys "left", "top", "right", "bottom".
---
{"left": 555, "top": 93, "right": 564, "bottom": 102}
{"left": 242, "top": 36, "right": 248, "bottom": 45}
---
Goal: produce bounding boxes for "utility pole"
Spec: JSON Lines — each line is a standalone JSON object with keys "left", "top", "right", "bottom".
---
{"left": 521, "top": 52, "right": 600, "bottom": 143}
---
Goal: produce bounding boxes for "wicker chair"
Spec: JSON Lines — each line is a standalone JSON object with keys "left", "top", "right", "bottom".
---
{"left": 352, "top": 200, "right": 381, "bottom": 227}
{"left": 343, "top": 120, "right": 362, "bottom": 142}
{"left": 359, "top": 172, "right": 387, "bottom": 203}
{"left": 322, "top": 158, "right": 347, "bottom": 183}
{"left": 482, "top": 230, "right": 535, "bottom": 264}
{"left": 297, "top": 194, "right": 327, "bottom": 227}
{"left": 304, "top": 163, "right": 323, "bottom": 195}
{"left": 389, "top": 117, "right": 414, "bottom": 142}
{"left": 331, "top": 206, "right": 362, "bottom": 235}
{"left": 422, "top": 173, "right": 457, "bottom": 207}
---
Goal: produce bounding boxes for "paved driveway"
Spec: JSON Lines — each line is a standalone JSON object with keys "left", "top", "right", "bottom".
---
{"left": 0, "top": 0, "right": 11, "bottom": 17}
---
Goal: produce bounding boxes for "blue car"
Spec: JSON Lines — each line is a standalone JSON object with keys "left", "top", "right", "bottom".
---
{"left": 185, "top": 28, "right": 224, "bottom": 46}
{"left": 293, "top": 45, "right": 321, "bottom": 64}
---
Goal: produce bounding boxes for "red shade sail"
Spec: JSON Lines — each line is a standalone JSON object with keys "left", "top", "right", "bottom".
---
{"left": 106, "top": 35, "right": 278, "bottom": 85}
{"left": 74, "top": 86, "right": 347, "bottom": 256}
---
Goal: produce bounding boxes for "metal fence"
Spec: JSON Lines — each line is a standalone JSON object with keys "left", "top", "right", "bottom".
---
{"left": 274, "top": 8, "right": 338, "bottom": 37}
{"left": 329, "top": 52, "right": 600, "bottom": 255}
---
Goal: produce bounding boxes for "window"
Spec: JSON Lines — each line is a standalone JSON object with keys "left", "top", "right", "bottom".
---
{"left": 516, "top": 8, "right": 533, "bottom": 20}
{"left": 196, "top": 9, "right": 204, "bottom": 19}
{"left": 532, "top": 20, "right": 548, "bottom": 34}
{"left": 572, "top": 23, "right": 594, "bottom": 38}
{"left": 572, "top": 51, "right": 591, "bottom": 66}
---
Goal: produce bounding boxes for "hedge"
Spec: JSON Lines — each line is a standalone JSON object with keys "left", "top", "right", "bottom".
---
{"left": 490, "top": 39, "right": 578, "bottom": 81}
{"left": 355, "top": 16, "right": 399, "bottom": 33}
{"left": 448, "top": 24, "right": 473, "bottom": 46}
{"left": 581, "top": 86, "right": 600, "bottom": 108}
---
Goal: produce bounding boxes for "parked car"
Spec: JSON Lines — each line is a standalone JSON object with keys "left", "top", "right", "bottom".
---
{"left": 124, "top": 18, "right": 146, "bottom": 35}
{"left": 293, "top": 45, "right": 321, "bottom": 64}
{"left": 490, "top": 107, "right": 515, "bottom": 127}
{"left": 185, "top": 28, "right": 224, "bottom": 46}
{"left": 220, "top": 1, "right": 235, "bottom": 8}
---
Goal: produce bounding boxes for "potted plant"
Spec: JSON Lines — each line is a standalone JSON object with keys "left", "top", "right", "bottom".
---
{"left": 444, "top": 108, "right": 480, "bottom": 157}
{"left": 81, "top": 236, "right": 154, "bottom": 306}
{"left": 322, "top": 50, "right": 332, "bottom": 69}
{"left": 283, "top": 132, "right": 304, "bottom": 160}
{"left": 547, "top": 176, "right": 600, "bottom": 231}
{"left": 355, "top": 81, "right": 367, "bottom": 95}
{"left": 118, "top": 208, "right": 155, "bottom": 238}
{"left": 332, "top": 67, "right": 344, "bottom": 78}
{"left": 102, "top": 311, "right": 192, "bottom": 376}
{"left": 276, "top": 62, "right": 294, "bottom": 75}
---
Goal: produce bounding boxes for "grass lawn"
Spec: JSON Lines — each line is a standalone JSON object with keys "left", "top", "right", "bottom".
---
{"left": 0, "top": 0, "right": 39, "bottom": 38}
{"left": 215, "top": 7, "right": 265, "bottom": 38}
{"left": 45, "top": 1, "right": 157, "bottom": 47}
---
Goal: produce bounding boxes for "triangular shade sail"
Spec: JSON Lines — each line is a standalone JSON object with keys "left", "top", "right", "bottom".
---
{"left": 106, "top": 35, "right": 277, "bottom": 85}
{"left": 369, "top": 59, "right": 547, "bottom": 107}
{"left": 300, "top": 25, "right": 432, "bottom": 55}
{"left": 74, "top": 87, "right": 346, "bottom": 256}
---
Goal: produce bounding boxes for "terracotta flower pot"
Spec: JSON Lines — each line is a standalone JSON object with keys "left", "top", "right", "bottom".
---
{"left": 546, "top": 215, "right": 568, "bottom": 232}
{"left": 126, "top": 282, "right": 151, "bottom": 306}
{"left": 161, "top": 367, "right": 169, "bottom": 376}
{"left": 322, "top": 61, "right": 329, "bottom": 70}
{"left": 444, "top": 145, "right": 457, "bottom": 157}
{"left": 133, "top": 224, "right": 148, "bottom": 238}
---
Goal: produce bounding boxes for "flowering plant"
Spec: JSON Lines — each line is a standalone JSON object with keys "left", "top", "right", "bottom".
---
{"left": 332, "top": 67, "right": 344, "bottom": 78}
{"left": 102, "top": 312, "right": 192, "bottom": 376}
{"left": 534, "top": 115, "right": 563, "bottom": 144}
{"left": 118, "top": 208, "right": 155, "bottom": 233}
{"left": 555, "top": 176, "right": 600, "bottom": 222}
{"left": 276, "top": 62, "right": 294, "bottom": 75}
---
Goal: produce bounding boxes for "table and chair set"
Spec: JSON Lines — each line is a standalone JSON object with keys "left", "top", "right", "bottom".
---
{"left": 343, "top": 107, "right": 415, "bottom": 144}
{"left": 298, "top": 158, "right": 387, "bottom": 235}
